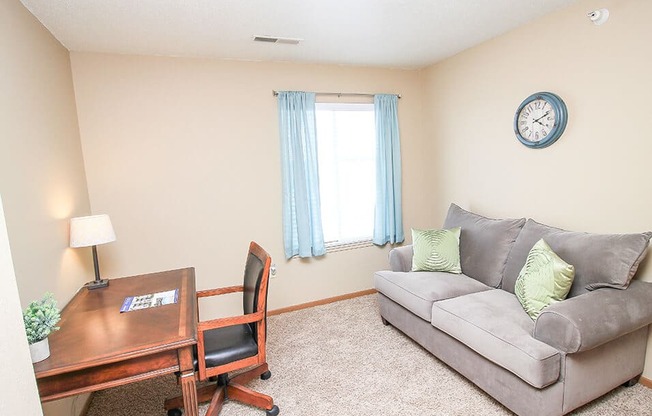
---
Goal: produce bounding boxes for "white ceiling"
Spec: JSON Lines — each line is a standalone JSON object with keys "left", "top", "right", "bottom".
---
{"left": 20, "top": 0, "right": 578, "bottom": 69}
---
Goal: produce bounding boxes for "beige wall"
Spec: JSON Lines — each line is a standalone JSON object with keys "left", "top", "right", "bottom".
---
{"left": 70, "top": 54, "right": 431, "bottom": 316}
{"left": 0, "top": 195, "right": 44, "bottom": 415}
{"left": 7, "top": 0, "right": 652, "bottom": 407}
{"left": 0, "top": 0, "right": 93, "bottom": 414}
{"left": 422, "top": 0, "right": 652, "bottom": 377}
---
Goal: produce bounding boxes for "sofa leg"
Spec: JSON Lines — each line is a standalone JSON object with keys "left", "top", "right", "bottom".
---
{"left": 622, "top": 374, "right": 641, "bottom": 387}
{"left": 381, "top": 316, "right": 390, "bottom": 326}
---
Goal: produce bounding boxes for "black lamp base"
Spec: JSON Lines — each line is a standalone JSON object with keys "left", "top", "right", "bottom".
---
{"left": 86, "top": 245, "right": 109, "bottom": 290}
{"left": 85, "top": 278, "right": 109, "bottom": 290}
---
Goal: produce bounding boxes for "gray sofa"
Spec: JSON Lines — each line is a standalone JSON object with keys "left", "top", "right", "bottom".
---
{"left": 374, "top": 204, "right": 652, "bottom": 416}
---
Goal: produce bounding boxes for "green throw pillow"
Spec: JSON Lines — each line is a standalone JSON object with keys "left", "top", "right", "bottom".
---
{"left": 515, "top": 238, "right": 575, "bottom": 320}
{"left": 411, "top": 227, "right": 462, "bottom": 273}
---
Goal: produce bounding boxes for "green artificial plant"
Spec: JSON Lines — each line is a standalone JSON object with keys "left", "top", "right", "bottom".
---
{"left": 23, "top": 292, "right": 61, "bottom": 345}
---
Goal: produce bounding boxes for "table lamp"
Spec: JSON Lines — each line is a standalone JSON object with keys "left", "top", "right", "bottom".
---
{"left": 70, "top": 214, "right": 116, "bottom": 290}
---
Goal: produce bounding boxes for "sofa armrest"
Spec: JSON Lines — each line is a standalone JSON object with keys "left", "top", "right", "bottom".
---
{"left": 389, "top": 245, "right": 413, "bottom": 272}
{"left": 533, "top": 280, "right": 652, "bottom": 353}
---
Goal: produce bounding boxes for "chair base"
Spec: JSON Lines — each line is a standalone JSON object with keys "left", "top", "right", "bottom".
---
{"left": 165, "top": 363, "right": 277, "bottom": 416}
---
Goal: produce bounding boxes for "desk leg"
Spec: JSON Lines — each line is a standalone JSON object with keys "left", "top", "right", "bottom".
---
{"left": 178, "top": 347, "right": 199, "bottom": 416}
{"left": 181, "top": 371, "right": 199, "bottom": 416}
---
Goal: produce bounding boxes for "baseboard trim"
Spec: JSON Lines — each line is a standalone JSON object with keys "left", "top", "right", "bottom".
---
{"left": 268, "top": 288, "right": 376, "bottom": 316}
{"left": 640, "top": 376, "right": 652, "bottom": 389}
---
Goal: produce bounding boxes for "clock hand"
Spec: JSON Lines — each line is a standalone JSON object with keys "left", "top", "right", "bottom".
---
{"left": 533, "top": 111, "right": 550, "bottom": 123}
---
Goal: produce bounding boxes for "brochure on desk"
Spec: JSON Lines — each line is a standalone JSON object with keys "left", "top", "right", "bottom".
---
{"left": 120, "top": 289, "right": 179, "bottom": 313}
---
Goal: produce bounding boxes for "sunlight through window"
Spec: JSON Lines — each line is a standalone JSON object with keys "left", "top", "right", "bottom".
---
{"left": 316, "top": 103, "right": 376, "bottom": 246}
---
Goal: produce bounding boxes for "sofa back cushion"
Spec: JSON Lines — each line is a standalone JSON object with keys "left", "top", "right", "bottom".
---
{"left": 442, "top": 204, "right": 526, "bottom": 287}
{"left": 503, "top": 219, "right": 651, "bottom": 297}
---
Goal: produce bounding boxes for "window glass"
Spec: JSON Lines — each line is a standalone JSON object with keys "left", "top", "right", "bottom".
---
{"left": 315, "top": 103, "right": 375, "bottom": 246}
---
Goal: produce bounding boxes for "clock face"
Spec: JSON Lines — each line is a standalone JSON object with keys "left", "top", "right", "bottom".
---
{"left": 514, "top": 92, "right": 568, "bottom": 149}
{"left": 516, "top": 99, "right": 556, "bottom": 143}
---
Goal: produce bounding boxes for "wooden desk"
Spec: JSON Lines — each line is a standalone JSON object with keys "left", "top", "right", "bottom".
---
{"left": 33, "top": 268, "right": 199, "bottom": 416}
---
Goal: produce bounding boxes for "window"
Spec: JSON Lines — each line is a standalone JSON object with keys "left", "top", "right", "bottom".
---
{"left": 278, "top": 91, "right": 402, "bottom": 259}
{"left": 315, "top": 103, "right": 376, "bottom": 247}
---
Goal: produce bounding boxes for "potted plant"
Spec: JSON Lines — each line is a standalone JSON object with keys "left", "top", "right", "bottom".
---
{"left": 23, "top": 292, "right": 61, "bottom": 363}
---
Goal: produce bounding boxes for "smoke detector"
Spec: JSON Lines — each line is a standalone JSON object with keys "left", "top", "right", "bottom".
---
{"left": 588, "top": 9, "right": 609, "bottom": 25}
{"left": 253, "top": 36, "right": 302, "bottom": 45}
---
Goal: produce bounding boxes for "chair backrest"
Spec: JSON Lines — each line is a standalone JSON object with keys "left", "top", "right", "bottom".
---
{"left": 242, "top": 241, "right": 271, "bottom": 340}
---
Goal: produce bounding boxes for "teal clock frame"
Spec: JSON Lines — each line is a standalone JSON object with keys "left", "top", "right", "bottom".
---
{"left": 514, "top": 91, "right": 568, "bottom": 149}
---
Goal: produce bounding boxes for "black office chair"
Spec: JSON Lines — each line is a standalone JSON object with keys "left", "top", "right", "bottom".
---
{"left": 164, "top": 241, "right": 279, "bottom": 416}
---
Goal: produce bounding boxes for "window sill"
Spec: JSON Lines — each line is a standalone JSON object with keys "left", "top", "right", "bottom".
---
{"left": 325, "top": 239, "right": 374, "bottom": 253}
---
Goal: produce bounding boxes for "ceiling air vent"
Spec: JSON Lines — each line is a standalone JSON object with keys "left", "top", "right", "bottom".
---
{"left": 253, "top": 36, "right": 302, "bottom": 45}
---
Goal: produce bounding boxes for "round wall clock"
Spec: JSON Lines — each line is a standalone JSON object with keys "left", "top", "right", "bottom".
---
{"left": 514, "top": 92, "right": 568, "bottom": 149}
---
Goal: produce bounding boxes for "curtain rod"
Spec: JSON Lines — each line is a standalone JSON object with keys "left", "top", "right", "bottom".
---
{"left": 272, "top": 90, "right": 401, "bottom": 99}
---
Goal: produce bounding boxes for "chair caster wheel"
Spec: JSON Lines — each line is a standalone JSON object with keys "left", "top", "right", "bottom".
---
{"left": 167, "top": 409, "right": 182, "bottom": 416}
{"left": 261, "top": 370, "right": 272, "bottom": 380}
{"left": 266, "top": 405, "right": 280, "bottom": 416}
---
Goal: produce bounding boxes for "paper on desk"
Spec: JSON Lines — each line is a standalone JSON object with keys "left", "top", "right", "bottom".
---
{"left": 120, "top": 289, "right": 179, "bottom": 313}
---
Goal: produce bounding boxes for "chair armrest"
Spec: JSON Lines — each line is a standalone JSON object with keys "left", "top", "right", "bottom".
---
{"left": 197, "top": 285, "right": 243, "bottom": 298}
{"left": 198, "top": 310, "right": 265, "bottom": 333}
{"left": 389, "top": 245, "right": 413, "bottom": 272}
{"left": 533, "top": 280, "right": 652, "bottom": 353}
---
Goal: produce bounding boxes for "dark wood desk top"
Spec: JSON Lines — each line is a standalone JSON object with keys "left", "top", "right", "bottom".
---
{"left": 34, "top": 268, "right": 197, "bottom": 379}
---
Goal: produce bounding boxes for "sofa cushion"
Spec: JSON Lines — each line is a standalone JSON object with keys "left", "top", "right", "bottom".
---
{"left": 431, "top": 290, "right": 561, "bottom": 389}
{"left": 503, "top": 219, "right": 652, "bottom": 297}
{"left": 442, "top": 204, "right": 526, "bottom": 288}
{"left": 515, "top": 239, "right": 575, "bottom": 320}
{"left": 411, "top": 227, "right": 461, "bottom": 273}
{"left": 374, "top": 270, "right": 491, "bottom": 321}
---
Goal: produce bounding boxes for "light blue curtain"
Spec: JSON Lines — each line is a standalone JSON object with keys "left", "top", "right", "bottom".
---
{"left": 278, "top": 91, "right": 326, "bottom": 259}
{"left": 373, "top": 94, "right": 404, "bottom": 245}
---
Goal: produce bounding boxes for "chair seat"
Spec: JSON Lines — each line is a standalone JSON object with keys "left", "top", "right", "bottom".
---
{"left": 197, "top": 324, "right": 259, "bottom": 370}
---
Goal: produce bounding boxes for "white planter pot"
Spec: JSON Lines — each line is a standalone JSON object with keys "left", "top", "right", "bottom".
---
{"left": 29, "top": 338, "right": 50, "bottom": 363}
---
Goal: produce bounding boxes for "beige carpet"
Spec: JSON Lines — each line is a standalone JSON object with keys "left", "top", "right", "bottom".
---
{"left": 86, "top": 294, "right": 652, "bottom": 415}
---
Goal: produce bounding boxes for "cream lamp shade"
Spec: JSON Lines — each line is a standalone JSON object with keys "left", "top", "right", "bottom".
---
{"left": 70, "top": 214, "right": 116, "bottom": 248}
